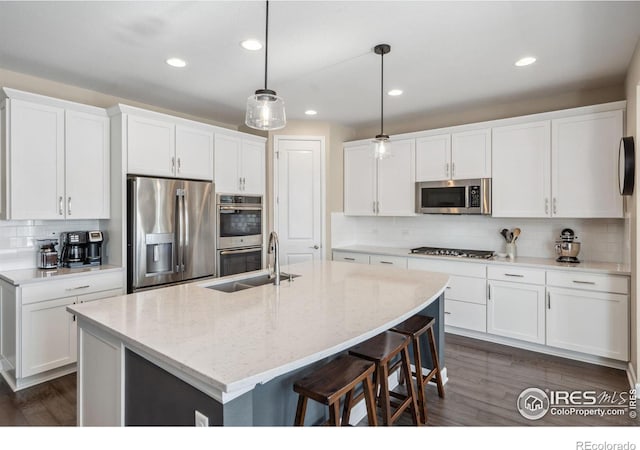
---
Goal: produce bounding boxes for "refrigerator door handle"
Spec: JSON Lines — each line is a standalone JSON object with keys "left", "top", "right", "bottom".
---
{"left": 181, "top": 188, "right": 188, "bottom": 272}
{"left": 175, "top": 188, "right": 185, "bottom": 273}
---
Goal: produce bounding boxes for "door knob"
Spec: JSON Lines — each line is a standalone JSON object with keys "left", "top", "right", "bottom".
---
{"left": 309, "top": 245, "right": 319, "bottom": 249}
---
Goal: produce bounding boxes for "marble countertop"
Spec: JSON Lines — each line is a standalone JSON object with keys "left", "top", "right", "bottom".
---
{"left": 0, "top": 264, "right": 123, "bottom": 285}
{"left": 68, "top": 259, "right": 448, "bottom": 402}
{"left": 333, "top": 245, "right": 630, "bottom": 275}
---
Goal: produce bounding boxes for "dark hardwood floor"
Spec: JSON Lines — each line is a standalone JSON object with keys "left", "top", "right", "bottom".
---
{"left": 0, "top": 334, "right": 636, "bottom": 426}
{"left": 380, "top": 333, "right": 638, "bottom": 426}
{"left": 0, "top": 373, "right": 76, "bottom": 426}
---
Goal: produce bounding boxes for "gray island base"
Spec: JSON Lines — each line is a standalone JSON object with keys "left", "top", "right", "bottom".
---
{"left": 70, "top": 260, "right": 448, "bottom": 426}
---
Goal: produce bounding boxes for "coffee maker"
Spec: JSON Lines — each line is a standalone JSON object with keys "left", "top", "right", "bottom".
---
{"left": 60, "top": 231, "right": 104, "bottom": 268}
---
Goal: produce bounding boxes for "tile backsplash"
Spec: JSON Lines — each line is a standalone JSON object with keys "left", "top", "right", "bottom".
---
{"left": 331, "top": 213, "right": 629, "bottom": 264}
{"left": 0, "top": 219, "right": 100, "bottom": 271}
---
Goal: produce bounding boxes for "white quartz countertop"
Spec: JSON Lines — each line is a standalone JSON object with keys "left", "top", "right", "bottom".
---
{"left": 0, "top": 264, "right": 123, "bottom": 285}
{"left": 333, "top": 245, "right": 630, "bottom": 275}
{"left": 68, "top": 260, "right": 448, "bottom": 402}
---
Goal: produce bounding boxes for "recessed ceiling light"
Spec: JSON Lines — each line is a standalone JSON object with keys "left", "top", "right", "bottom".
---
{"left": 241, "top": 39, "right": 263, "bottom": 51}
{"left": 166, "top": 57, "right": 187, "bottom": 68}
{"left": 515, "top": 56, "right": 536, "bottom": 67}
{"left": 305, "top": 110, "right": 318, "bottom": 116}
{"left": 388, "top": 89, "right": 403, "bottom": 96}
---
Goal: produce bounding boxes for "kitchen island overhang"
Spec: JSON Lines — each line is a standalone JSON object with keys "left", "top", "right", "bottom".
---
{"left": 68, "top": 260, "right": 449, "bottom": 426}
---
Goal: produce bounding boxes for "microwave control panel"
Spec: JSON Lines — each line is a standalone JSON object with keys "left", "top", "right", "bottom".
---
{"left": 469, "top": 185, "right": 481, "bottom": 208}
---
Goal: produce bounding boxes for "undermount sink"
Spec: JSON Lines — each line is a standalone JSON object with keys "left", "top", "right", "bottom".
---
{"left": 206, "top": 273, "right": 300, "bottom": 293}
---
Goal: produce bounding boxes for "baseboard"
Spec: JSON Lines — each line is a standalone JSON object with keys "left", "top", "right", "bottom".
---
{"left": 446, "top": 326, "right": 628, "bottom": 370}
{"left": 347, "top": 364, "right": 447, "bottom": 425}
{"left": 1, "top": 364, "right": 76, "bottom": 392}
{"left": 627, "top": 361, "right": 639, "bottom": 391}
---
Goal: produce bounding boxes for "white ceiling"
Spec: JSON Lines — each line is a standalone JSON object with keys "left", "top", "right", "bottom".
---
{"left": 1, "top": 1, "right": 639, "bottom": 130}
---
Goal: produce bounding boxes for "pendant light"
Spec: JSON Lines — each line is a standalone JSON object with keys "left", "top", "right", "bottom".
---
{"left": 373, "top": 43, "right": 391, "bottom": 159}
{"left": 245, "top": 1, "right": 286, "bottom": 131}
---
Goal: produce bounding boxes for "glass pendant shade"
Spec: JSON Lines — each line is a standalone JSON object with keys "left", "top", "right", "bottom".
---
{"left": 245, "top": 89, "right": 286, "bottom": 131}
{"left": 373, "top": 134, "right": 391, "bottom": 160}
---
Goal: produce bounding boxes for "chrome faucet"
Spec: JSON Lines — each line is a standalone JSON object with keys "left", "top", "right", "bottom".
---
{"left": 267, "top": 231, "right": 280, "bottom": 285}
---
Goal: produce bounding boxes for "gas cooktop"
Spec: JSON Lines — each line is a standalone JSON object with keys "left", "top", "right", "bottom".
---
{"left": 410, "top": 246, "right": 495, "bottom": 259}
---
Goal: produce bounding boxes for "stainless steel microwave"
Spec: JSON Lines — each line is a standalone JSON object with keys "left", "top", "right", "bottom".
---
{"left": 416, "top": 178, "right": 491, "bottom": 215}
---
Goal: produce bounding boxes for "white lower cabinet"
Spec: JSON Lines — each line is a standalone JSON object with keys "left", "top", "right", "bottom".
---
{"left": 487, "top": 280, "right": 546, "bottom": 344}
{"left": 1, "top": 270, "right": 123, "bottom": 390}
{"left": 21, "top": 297, "right": 76, "bottom": 377}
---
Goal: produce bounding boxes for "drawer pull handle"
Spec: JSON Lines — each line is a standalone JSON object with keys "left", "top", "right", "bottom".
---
{"left": 379, "top": 261, "right": 393, "bottom": 265}
{"left": 446, "top": 286, "right": 452, "bottom": 289}
{"left": 572, "top": 280, "right": 596, "bottom": 285}
{"left": 343, "top": 257, "right": 355, "bottom": 261}
{"left": 66, "top": 285, "right": 90, "bottom": 291}
{"left": 504, "top": 273, "right": 524, "bottom": 278}
{"left": 444, "top": 311, "right": 451, "bottom": 315}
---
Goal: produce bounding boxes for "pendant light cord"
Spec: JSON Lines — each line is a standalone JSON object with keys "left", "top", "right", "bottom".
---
{"left": 380, "top": 49, "right": 384, "bottom": 136}
{"left": 264, "top": 0, "right": 269, "bottom": 90}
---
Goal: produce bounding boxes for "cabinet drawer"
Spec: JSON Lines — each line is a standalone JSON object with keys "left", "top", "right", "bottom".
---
{"left": 77, "top": 288, "right": 124, "bottom": 303}
{"left": 408, "top": 258, "right": 486, "bottom": 278}
{"left": 369, "top": 254, "right": 407, "bottom": 268}
{"left": 332, "top": 251, "right": 369, "bottom": 264}
{"left": 444, "top": 299, "right": 486, "bottom": 333}
{"left": 21, "top": 271, "right": 123, "bottom": 305}
{"left": 546, "top": 270, "right": 628, "bottom": 294}
{"left": 487, "top": 265, "right": 545, "bottom": 285}
{"left": 446, "top": 276, "right": 486, "bottom": 305}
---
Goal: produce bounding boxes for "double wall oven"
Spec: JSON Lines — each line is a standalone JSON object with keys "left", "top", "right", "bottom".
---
{"left": 216, "top": 194, "right": 263, "bottom": 277}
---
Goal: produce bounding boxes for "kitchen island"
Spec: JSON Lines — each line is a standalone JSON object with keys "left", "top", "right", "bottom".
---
{"left": 68, "top": 260, "right": 448, "bottom": 426}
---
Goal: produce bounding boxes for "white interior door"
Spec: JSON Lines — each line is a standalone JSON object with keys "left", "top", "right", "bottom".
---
{"left": 274, "top": 137, "right": 323, "bottom": 267}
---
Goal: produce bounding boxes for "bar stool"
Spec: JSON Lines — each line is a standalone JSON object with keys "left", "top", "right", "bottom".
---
{"left": 346, "top": 331, "right": 420, "bottom": 426}
{"left": 293, "top": 354, "right": 378, "bottom": 426}
{"left": 390, "top": 314, "right": 444, "bottom": 424}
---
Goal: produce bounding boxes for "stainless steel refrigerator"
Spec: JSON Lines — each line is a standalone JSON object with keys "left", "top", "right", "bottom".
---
{"left": 127, "top": 176, "right": 215, "bottom": 293}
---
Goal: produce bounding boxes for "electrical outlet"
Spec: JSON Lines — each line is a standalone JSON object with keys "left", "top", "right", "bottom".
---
{"left": 195, "top": 410, "right": 209, "bottom": 427}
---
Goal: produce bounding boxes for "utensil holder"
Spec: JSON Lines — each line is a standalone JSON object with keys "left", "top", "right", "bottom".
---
{"left": 506, "top": 243, "right": 517, "bottom": 260}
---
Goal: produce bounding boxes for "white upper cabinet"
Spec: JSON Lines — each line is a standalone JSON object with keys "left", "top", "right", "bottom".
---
{"left": 126, "top": 115, "right": 213, "bottom": 181}
{"left": 415, "top": 128, "right": 490, "bottom": 182}
{"left": 492, "top": 109, "right": 624, "bottom": 218}
{"left": 65, "top": 110, "right": 110, "bottom": 219}
{"left": 175, "top": 125, "right": 214, "bottom": 181}
{"left": 492, "top": 120, "right": 551, "bottom": 217}
{"left": 416, "top": 134, "right": 450, "bottom": 181}
{"left": 1, "top": 90, "right": 110, "bottom": 220}
{"left": 551, "top": 110, "right": 623, "bottom": 218}
{"left": 127, "top": 115, "right": 175, "bottom": 178}
{"left": 344, "top": 143, "right": 377, "bottom": 215}
{"left": 214, "top": 133, "right": 265, "bottom": 195}
{"left": 344, "top": 139, "right": 415, "bottom": 216}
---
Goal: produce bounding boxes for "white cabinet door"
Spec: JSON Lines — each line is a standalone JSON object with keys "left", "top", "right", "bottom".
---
{"left": 65, "top": 110, "right": 110, "bottom": 219}
{"left": 546, "top": 287, "right": 628, "bottom": 361}
{"left": 344, "top": 144, "right": 376, "bottom": 215}
{"left": 175, "top": 125, "right": 213, "bottom": 181}
{"left": 8, "top": 99, "right": 65, "bottom": 219}
{"left": 377, "top": 139, "right": 415, "bottom": 216}
{"left": 492, "top": 121, "right": 551, "bottom": 217}
{"left": 415, "top": 134, "right": 450, "bottom": 181}
{"left": 127, "top": 115, "right": 175, "bottom": 177}
{"left": 21, "top": 297, "right": 76, "bottom": 377}
{"left": 214, "top": 134, "right": 242, "bottom": 193}
{"left": 241, "top": 139, "right": 265, "bottom": 195}
{"left": 551, "top": 110, "right": 623, "bottom": 218}
{"left": 487, "top": 280, "right": 545, "bottom": 344}
{"left": 451, "top": 128, "right": 491, "bottom": 180}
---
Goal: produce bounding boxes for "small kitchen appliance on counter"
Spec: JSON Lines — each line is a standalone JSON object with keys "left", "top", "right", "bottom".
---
{"left": 555, "top": 228, "right": 581, "bottom": 263}
{"left": 37, "top": 239, "right": 59, "bottom": 269}
{"left": 60, "top": 231, "right": 104, "bottom": 268}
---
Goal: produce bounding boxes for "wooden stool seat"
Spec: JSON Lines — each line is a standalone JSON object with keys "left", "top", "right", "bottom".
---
{"left": 391, "top": 314, "right": 445, "bottom": 424}
{"left": 293, "top": 355, "right": 378, "bottom": 426}
{"left": 347, "top": 331, "right": 420, "bottom": 426}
